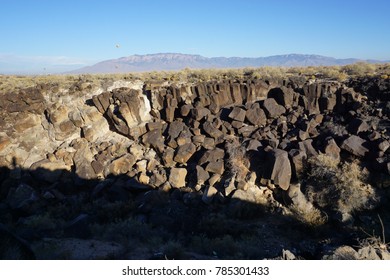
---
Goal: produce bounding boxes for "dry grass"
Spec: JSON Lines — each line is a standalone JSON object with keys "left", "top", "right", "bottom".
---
{"left": 289, "top": 203, "right": 327, "bottom": 227}
{"left": 1, "top": 63, "right": 389, "bottom": 92}
{"left": 305, "top": 154, "right": 378, "bottom": 216}
{"left": 225, "top": 137, "right": 250, "bottom": 182}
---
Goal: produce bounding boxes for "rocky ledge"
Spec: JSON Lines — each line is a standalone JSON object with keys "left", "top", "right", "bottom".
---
{"left": 0, "top": 76, "right": 389, "bottom": 259}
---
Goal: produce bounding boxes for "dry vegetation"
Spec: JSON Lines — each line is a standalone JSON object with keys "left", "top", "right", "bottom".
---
{"left": 288, "top": 202, "right": 327, "bottom": 227}
{"left": 305, "top": 154, "right": 378, "bottom": 217}
{"left": 225, "top": 137, "right": 250, "bottom": 182}
{"left": 1, "top": 62, "right": 390, "bottom": 93}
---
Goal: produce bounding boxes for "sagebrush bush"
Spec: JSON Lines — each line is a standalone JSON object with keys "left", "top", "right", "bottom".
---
{"left": 305, "top": 154, "right": 377, "bottom": 216}
{"left": 225, "top": 137, "right": 250, "bottom": 182}
{"left": 288, "top": 203, "right": 327, "bottom": 227}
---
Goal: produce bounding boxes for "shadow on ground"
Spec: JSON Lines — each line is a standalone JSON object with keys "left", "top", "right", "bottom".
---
{"left": 0, "top": 164, "right": 389, "bottom": 260}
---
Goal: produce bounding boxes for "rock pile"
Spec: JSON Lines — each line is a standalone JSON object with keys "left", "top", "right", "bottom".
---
{"left": 0, "top": 76, "right": 389, "bottom": 259}
{"left": 1, "top": 77, "right": 389, "bottom": 204}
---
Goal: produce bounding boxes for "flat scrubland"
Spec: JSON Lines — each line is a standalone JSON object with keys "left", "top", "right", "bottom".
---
{"left": 1, "top": 62, "right": 390, "bottom": 92}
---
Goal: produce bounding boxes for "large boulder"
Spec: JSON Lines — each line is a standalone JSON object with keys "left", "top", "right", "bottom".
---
{"left": 92, "top": 87, "right": 151, "bottom": 137}
{"left": 142, "top": 129, "right": 165, "bottom": 153}
{"left": 245, "top": 106, "right": 267, "bottom": 126}
{"left": 202, "top": 121, "right": 224, "bottom": 142}
{"left": 262, "top": 98, "right": 286, "bottom": 119}
{"left": 263, "top": 148, "right": 291, "bottom": 190}
{"left": 324, "top": 137, "right": 341, "bottom": 161}
{"left": 347, "top": 118, "right": 370, "bottom": 135}
{"left": 228, "top": 107, "right": 246, "bottom": 122}
{"left": 205, "top": 161, "right": 225, "bottom": 175}
{"left": 198, "top": 148, "right": 225, "bottom": 165}
{"left": 174, "top": 143, "right": 196, "bottom": 164}
{"left": 0, "top": 87, "right": 45, "bottom": 114}
{"left": 71, "top": 139, "right": 97, "bottom": 182}
{"left": 196, "top": 165, "right": 210, "bottom": 186}
{"left": 108, "top": 154, "right": 136, "bottom": 176}
{"left": 46, "top": 104, "right": 79, "bottom": 141}
{"left": 30, "top": 159, "right": 71, "bottom": 183}
{"left": 267, "top": 86, "right": 296, "bottom": 109}
{"left": 341, "top": 135, "right": 369, "bottom": 157}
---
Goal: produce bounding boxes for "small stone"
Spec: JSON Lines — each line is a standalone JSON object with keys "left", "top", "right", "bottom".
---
{"left": 203, "top": 137, "right": 215, "bottom": 150}
{"left": 196, "top": 165, "right": 210, "bottom": 185}
{"left": 378, "top": 140, "right": 390, "bottom": 152}
{"left": 135, "top": 159, "right": 148, "bottom": 173}
{"left": 202, "top": 185, "right": 218, "bottom": 204}
{"left": 169, "top": 168, "right": 187, "bottom": 188}
{"left": 208, "top": 174, "right": 221, "bottom": 186}
{"left": 180, "top": 104, "right": 193, "bottom": 117}
{"left": 162, "top": 147, "right": 175, "bottom": 167}
{"left": 138, "top": 173, "right": 150, "bottom": 185}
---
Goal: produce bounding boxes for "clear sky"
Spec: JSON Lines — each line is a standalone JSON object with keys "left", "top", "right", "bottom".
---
{"left": 1, "top": 0, "right": 389, "bottom": 74}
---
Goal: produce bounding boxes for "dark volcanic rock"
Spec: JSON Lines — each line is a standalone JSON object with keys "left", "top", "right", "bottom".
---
{"left": 169, "top": 167, "right": 187, "bottom": 188}
{"left": 289, "top": 149, "right": 307, "bottom": 179}
{"left": 0, "top": 88, "right": 45, "bottom": 114}
{"left": 198, "top": 148, "right": 225, "bottom": 165}
{"left": 263, "top": 148, "right": 291, "bottom": 190}
{"left": 347, "top": 118, "right": 370, "bottom": 135}
{"left": 246, "top": 106, "right": 267, "bottom": 126}
{"left": 142, "top": 129, "right": 165, "bottom": 153}
{"left": 205, "top": 161, "right": 225, "bottom": 175}
{"left": 267, "top": 86, "right": 296, "bottom": 109}
{"left": 1, "top": 75, "right": 390, "bottom": 260}
{"left": 202, "top": 121, "right": 224, "bottom": 141}
{"left": 341, "top": 135, "right": 369, "bottom": 157}
{"left": 262, "top": 98, "right": 286, "bottom": 119}
{"left": 229, "top": 107, "right": 246, "bottom": 122}
{"left": 324, "top": 137, "right": 341, "bottom": 161}
{"left": 174, "top": 143, "right": 196, "bottom": 164}
{"left": 196, "top": 165, "right": 210, "bottom": 185}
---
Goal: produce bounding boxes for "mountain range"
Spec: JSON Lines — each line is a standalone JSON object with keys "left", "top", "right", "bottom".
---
{"left": 70, "top": 53, "right": 383, "bottom": 74}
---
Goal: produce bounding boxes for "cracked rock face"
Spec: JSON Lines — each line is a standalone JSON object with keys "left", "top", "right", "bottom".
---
{"left": 1, "top": 77, "right": 388, "bottom": 193}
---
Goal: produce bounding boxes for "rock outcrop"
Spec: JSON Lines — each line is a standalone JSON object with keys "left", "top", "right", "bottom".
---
{"left": 2, "top": 77, "right": 389, "bottom": 196}
{"left": 1, "top": 75, "right": 389, "bottom": 260}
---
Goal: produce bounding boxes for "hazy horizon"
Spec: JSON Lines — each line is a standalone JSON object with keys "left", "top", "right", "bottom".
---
{"left": 1, "top": 0, "right": 390, "bottom": 74}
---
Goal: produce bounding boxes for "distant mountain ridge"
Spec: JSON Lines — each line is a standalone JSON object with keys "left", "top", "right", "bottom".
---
{"left": 70, "top": 53, "right": 382, "bottom": 74}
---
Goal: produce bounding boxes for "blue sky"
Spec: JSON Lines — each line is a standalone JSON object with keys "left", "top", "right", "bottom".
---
{"left": 1, "top": 0, "right": 389, "bottom": 74}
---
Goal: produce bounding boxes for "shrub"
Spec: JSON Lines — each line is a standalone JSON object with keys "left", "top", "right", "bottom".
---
{"left": 225, "top": 137, "right": 250, "bottom": 182}
{"left": 341, "top": 62, "right": 377, "bottom": 76}
{"left": 288, "top": 203, "right": 327, "bottom": 227}
{"left": 305, "top": 154, "right": 377, "bottom": 216}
